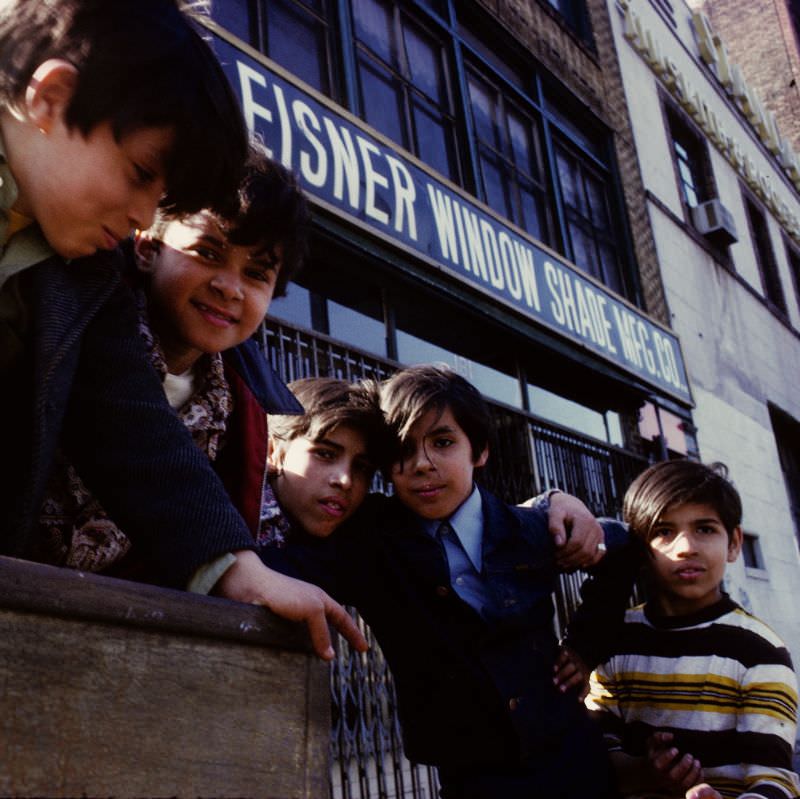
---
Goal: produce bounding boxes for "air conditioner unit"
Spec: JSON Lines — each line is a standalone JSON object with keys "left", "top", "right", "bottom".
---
{"left": 691, "top": 198, "right": 738, "bottom": 247}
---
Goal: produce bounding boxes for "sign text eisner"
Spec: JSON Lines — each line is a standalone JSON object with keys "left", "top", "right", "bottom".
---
{"left": 211, "top": 32, "right": 691, "bottom": 405}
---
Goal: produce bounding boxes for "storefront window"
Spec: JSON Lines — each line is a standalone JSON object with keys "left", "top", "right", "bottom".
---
{"left": 396, "top": 328, "right": 521, "bottom": 407}
{"left": 528, "top": 384, "right": 622, "bottom": 446}
{"left": 267, "top": 284, "right": 313, "bottom": 330}
{"left": 329, "top": 299, "right": 387, "bottom": 357}
{"left": 638, "top": 402, "right": 688, "bottom": 456}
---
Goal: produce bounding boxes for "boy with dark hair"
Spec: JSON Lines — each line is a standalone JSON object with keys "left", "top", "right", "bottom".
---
{"left": 263, "top": 363, "right": 638, "bottom": 798}
{"left": 0, "top": 0, "right": 365, "bottom": 659}
{"left": 586, "top": 460, "right": 800, "bottom": 799}
{"left": 38, "top": 143, "right": 311, "bottom": 573}
{"left": 264, "top": 376, "right": 391, "bottom": 546}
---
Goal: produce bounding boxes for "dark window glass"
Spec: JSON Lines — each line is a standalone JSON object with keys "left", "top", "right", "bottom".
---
{"left": 790, "top": 0, "right": 800, "bottom": 51}
{"left": 554, "top": 142, "right": 625, "bottom": 295}
{"left": 352, "top": 0, "right": 460, "bottom": 182}
{"left": 266, "top": 1, "right": 333, "bottom": 94}
{"left": 769, "top": 404, "right": 800, "bottom": 553}
{"left": 785, "top": 240, "right": 800, "bottom": 320}
{"left": 211, "top": 0, "right": 254, "bottom": 44}
{"left": 741, "top": 533, "right": 764, "bottom": 570}
{"left": 545, "top": 0, "right": 592, "bottom": 42}
{"left": 667, "top": 107, "right": 709, "bottom": 209}
{"left": 745, "top": 196, "right": 787, "bottom": 316}
{"left": 467, "top": 69, "right": 551, "bottom": 244}
{"left": 236, "top": 0, "right": 337, "bottom": 97}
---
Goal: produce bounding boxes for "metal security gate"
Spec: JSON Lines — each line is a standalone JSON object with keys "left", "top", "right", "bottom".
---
{"left": 259, "top": 318, "right": 648, "bottom": 799}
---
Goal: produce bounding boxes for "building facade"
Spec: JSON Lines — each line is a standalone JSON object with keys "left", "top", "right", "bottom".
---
{"left": 201, "top": 0, "right": 712, "bottom": 795}
{"left": 687, "top": 0, "right": 800, "bottom": 154}
{"left": 607, "top": 0, "right": 800, "bottom": 758}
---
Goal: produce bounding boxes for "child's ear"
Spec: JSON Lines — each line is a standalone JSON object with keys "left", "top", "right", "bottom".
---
{"left": 134, "top": 232, "right": 161, "bottom": 274}
{"left": 474, "top": 445, "right": 489, "bottom": 469}
{"left": 25, "top": 59, "right": 78, "bottom": 133}
{"left": 727, "top": 526, "right": 743, "bottom": 563}
{"left": 267, "top": 438, "right": 286, "bottom": 476}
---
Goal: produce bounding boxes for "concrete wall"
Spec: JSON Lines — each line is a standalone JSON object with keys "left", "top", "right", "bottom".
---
{"left": 606, "top": 0, "right": 800, "bottom": 679}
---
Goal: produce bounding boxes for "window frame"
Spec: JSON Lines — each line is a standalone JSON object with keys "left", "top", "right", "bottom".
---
{"left": 743, "top": 188, "right": 788, "bottom": 317}
{"left": 213, "top": 0, "right": 641, "bottom": 303}
{"left": 663, "top": 100, "right": 715, "bottom": 213}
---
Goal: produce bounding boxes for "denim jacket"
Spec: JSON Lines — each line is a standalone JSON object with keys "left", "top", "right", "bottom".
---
{"left": 262, "top": 487, "right": 640, "bottom": 772}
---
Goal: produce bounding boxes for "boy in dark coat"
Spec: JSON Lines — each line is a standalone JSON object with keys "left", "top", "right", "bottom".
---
{"left": 0, "top": 0, "right": 364, "bottom": 658}
{"left": 263, "top": 364, "right": 640, "bottom": 797}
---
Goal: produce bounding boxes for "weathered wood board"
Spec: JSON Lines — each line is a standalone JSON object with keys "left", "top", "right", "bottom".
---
{"left": 0, "top": 556, "right": 331, "bottom": 798}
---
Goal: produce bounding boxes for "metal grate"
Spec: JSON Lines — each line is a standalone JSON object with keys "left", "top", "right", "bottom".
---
{"left": 258, "top": 316, "right": 646, "bottom": 799}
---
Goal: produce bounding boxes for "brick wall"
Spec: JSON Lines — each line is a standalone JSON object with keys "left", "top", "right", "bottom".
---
{"left": 696, "top": 0, "right": 800, "bottom": 154}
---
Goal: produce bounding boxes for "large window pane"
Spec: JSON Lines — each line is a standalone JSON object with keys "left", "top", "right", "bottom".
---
{"left": 413, "top": 100, "right": 456, "bottom": 177}
{"left": 268, "top": 284, "right": 313, "bottom": 329}
{"left": 528, "top": 384, "right": 619, "bottom": 444}
{"left": 353, "top": 0, "right": 394, "bottom": 63}
{"left": 555, "top": 141, "right": 626, "bottom": 295}
{"left": 397, "top": 329, "right": 521, "bottom": 407}
{"left": 479, "top": 152, "right": 512, "bottom": 219}
{"left": 329, "top": 301, "right": 387, "bottom": 356}
{"left": 405, "top": 23, "right": 444, "bottom": 103}
{"left": 359, "top": 58, "right": 407, "bottom": 147}
{"left": 243, "top": 0, "right": 337, "bottom": 98}
{"left": 352, "top": 0, "right": 460, "bottom": 182}
{"left": 468, "top": 69, "right": 551, "bottom": 243}
{"left": 267, "top": 3, "right": 330, "bottom": 92}
{"left": 211, "top": 0, "right": 252, "bottom": 44}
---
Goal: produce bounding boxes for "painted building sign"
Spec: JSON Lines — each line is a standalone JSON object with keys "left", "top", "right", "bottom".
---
{"left": 207, "top": 24, "right": 692, "bottom": 406}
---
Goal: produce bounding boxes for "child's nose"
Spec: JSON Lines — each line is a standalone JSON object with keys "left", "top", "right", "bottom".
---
{"left": 210, "top": 271, "right": 244, "bottom": 300}
{"left": 128, "top": 185, "right": 162, "bottom": 232}
{"left": 673, "top": 531, "right": 697, "bottom": 555}
{"left": 331, "top": 468, "right": 352, "bottom": 489}
{"left": 410, "top": 449, "right": 435, "bottom": 473}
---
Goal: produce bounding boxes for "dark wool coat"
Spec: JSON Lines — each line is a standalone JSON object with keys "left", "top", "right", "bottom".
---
{"left": 263, "top": 489, "right": 639, "bottom": 795}
{"left": 1, "top": 250, "right": 297, "bottom": 587}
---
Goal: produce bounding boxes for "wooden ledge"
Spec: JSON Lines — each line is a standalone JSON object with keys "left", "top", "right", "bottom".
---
{"left": 0, "top": 556, "right": 331, "bottom": 798}
{"left": 0, "top": 554, "right": 313, "bottom": 652}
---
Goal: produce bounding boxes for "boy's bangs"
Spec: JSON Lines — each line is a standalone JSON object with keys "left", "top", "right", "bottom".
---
{"left": 62, "top": 1, "right": 248, "bottom": 215}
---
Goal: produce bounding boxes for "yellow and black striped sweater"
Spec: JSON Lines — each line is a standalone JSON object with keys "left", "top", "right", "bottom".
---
{"left": 586, "top": 596, "right": 799, "bottom": 799}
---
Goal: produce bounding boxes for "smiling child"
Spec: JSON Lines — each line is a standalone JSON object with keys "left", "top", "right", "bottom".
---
{"left": 39, "top": 142, "right": 310, "bottom": 574}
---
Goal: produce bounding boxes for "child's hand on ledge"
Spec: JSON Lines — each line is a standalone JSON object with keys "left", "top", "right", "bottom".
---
{"left": 553, "top": 644, "right": 590, "bottom": 700}
{"left": 216, "top": 549, "right": 368, "bottom": 660}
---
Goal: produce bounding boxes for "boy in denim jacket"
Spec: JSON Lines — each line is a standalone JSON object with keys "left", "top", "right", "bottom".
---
{"left": 263, "top": 364, "right": 639, "bottom": 798}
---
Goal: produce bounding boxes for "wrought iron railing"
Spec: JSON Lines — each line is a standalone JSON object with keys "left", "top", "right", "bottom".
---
{"left": 258, "top": 316, "right": 648, "bottom": 799}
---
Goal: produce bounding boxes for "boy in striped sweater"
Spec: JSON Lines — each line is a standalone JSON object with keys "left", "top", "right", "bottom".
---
{"left": 586, "top": 460, "right": 799, "bottom": 799}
